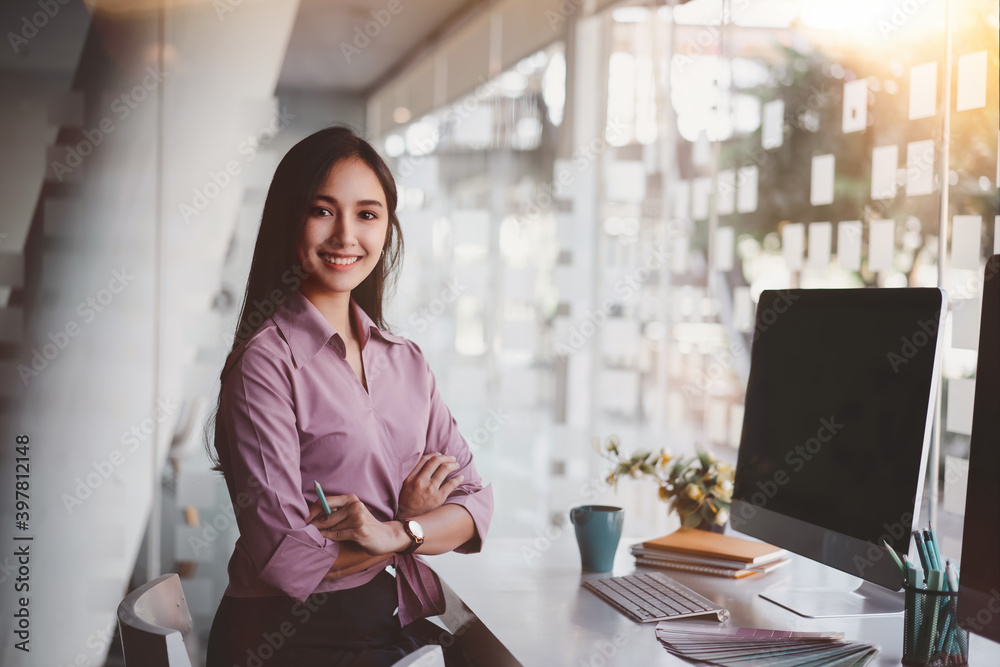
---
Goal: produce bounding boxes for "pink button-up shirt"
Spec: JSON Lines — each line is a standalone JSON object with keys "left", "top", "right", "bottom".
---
{"left": 215, "top": 288, "right": 493, "bottom": 626}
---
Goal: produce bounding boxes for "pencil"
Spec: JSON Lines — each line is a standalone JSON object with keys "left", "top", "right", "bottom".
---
{"left": 314, "top": 480, "right": 332, "bottom": 515}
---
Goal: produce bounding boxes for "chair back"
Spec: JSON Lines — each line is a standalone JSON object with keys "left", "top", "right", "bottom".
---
{"left": 117, "top": 573, "right": 194, "bottom": 667}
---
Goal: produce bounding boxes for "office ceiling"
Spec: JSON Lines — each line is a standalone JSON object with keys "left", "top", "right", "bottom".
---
{"left": 277, "top": 0, "right": 482, "bottom": 94}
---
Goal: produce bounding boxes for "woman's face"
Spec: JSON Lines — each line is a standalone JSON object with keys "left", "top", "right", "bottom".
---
{"left": 296, "top": 157, "right": 390, "bottom": 298}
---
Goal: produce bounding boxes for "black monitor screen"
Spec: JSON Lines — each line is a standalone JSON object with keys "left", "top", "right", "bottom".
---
{"left": 958, "top": 255, "right": 1000, "bottom": 643}
{"left": 733, "top": 289, "right": 943, "bottom": 560}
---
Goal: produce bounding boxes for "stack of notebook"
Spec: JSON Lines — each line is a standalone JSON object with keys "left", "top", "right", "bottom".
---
{"left": 630, "top": 529, "right": 790, "bottom": 578}
{"left": 656, "top": 622, "right": 880, "bottom": 666}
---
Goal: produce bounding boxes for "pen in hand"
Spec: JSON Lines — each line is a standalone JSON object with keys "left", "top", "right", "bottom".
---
{"left": 314, "top": 480, "right": 332, "bottom": 516}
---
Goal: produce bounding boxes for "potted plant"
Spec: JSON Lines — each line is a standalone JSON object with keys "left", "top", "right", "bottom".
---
{"left": 599, "top": 435, "right": 733, "bottom": 532}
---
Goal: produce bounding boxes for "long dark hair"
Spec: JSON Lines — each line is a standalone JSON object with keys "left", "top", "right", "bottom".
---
{"left": 204, "top": 125, "right": 404, "bottom": 473}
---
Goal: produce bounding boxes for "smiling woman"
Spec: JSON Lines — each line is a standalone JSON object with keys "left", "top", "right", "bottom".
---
{"left": 202, "top": 126, "right": 492, "bottom": 667}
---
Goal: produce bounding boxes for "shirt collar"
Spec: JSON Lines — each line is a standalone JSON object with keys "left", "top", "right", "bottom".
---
{"left": 272, "top": 290, "right": 405, "bottom": 368}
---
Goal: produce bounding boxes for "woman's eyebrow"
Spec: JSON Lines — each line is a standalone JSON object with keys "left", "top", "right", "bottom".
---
{"left": 314, "top": 194, "right": 383, "bottom": 208}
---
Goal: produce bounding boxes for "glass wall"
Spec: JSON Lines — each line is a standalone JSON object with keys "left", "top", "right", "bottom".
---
{"left": 370, "top": 0, "right": 998, "bottom": 542}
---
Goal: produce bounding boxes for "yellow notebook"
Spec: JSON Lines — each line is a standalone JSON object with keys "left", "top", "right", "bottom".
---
{"left": 642, "top": 529, "right": 786, "bottom": 565}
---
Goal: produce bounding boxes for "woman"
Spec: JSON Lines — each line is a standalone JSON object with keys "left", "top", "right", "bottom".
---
{"left": 204, "top": 126, "right": 493, "bottom": 666}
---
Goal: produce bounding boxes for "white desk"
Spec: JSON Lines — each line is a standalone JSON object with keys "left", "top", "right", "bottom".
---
{"left": 431, "top": 536, "right": 1000, "bottom": 666}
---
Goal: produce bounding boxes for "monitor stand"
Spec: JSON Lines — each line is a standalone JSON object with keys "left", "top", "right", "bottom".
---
{"left": 760, "top": 580, "right": 904, "bottom": 618}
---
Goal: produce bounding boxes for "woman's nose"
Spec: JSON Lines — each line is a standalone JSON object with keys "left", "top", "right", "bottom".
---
{"left": 327, "top": 217, "right": 356, "bottom": 247}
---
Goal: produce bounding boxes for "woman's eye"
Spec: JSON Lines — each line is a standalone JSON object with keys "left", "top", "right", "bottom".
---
{"left": 359, "top": 211, "right": 377, "bottom": 220}
{"left": 312, "top": 207, "right": 332, "bottom": 217}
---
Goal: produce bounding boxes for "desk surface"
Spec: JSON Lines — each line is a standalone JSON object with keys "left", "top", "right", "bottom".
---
{"left": 431, "top": 536, "right": 1000, "bottom": 666}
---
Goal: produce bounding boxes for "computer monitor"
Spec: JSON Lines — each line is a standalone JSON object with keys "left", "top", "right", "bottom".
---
{"left": 731, "top": 287, "right": 946, "bottom": 618}
{"left": 958, "top": 254, "right": 1000, "bottom": 643}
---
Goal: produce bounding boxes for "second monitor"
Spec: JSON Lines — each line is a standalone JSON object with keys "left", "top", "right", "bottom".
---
{"left": 731, "top": 287, "right": 946, "bottom": 618}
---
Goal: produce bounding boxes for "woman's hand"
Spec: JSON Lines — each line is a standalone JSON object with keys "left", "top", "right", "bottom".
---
{"left": 398, "top": 453, "right": 464, "bottom": 519}
{"left": 307, "top": 494, "right": 410, "bottom": 556}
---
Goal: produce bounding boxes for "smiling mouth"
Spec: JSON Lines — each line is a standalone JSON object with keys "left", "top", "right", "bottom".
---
{"left": 319, "top": 253, "right": 361, "bottom": 266}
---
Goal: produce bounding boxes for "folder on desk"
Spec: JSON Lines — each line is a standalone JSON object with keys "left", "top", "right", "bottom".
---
{"left": 640, "top": 529, "right": 788, "bottom": 565}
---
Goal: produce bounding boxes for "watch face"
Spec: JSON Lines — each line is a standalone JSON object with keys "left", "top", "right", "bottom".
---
{"left": 408, "top": 520, "right": 424, "bottom": 540}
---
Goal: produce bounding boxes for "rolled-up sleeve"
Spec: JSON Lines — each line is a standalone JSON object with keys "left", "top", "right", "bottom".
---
{"left": 421, "top": 356, "right": 494, "bottom": 554}
{"left": 220, "top": 344, "right": 340, "bottom": 602}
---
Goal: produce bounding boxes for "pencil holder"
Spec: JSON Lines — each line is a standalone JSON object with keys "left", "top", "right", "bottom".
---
{"left": 902, "top": 583, "right": 969, "bottom": 667}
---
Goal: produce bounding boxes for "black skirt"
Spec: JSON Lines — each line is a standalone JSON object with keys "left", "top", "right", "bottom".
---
{"left": 206, "top": 569, "right": 467, "bottom": 667}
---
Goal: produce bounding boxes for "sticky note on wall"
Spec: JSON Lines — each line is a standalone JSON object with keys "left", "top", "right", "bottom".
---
{"left": 842, "top": 79, "right": 868, "bottom": 133}
{"left": 943, "top": 455, "right": 969, "bottom": 515}
{"left": 762, "top": 99, "right": 784, "bottom": 150}
{"left": 956, "top": 51, "right": 987, "bottom": 111}
{"left": 692, "top": 178, "right": 711, "bottom": 220}
{"left": 951, "top": 215, "right": 981, "bottom": 271}
{"left": 871, "top": 145, "right": 898, "bottom": 200}
{"left": 952, "top": 296, "right": 982, "bottom": 351}
{"left": 737, "top": 165, "right": 758, "bottom": 213}
{"left": 714, "top": 226, "right": 734, "bottom": 271}
{"left": 606, "top": 161, "right": 646, "bottom": 202}
{"left": 810, "top": 154, "right": 835, "bottom": 205}
{"left": 717, "top": 170, "right": 735, "bottom": 215}
{"left": 672, "top": 180, "right": 690, "bottom": 220}
{"left": 838, "top": 221, "right": 863, "bottom": 271}
{"left": 837, "top": 220, "right": 863, "bottom": 271}
{"left": 908, "top": 62, "right": 937, "bottom": 120}
{"left": 782, "top": 223, "right": 805, "bottom": 270}
{"left": 906, "top": 140, "right": 935, "bottom": 196}
{"left": 733, "top": 286, "right": 753, "bottom": 332}
{"left": 868, "top": 219, "right": 895, "bottom": 272}
{"left": 946, "top": 378, "right": 975, "bottom": 435}
{"left": 808, "top": 222, "right": 832, "bottom": 272}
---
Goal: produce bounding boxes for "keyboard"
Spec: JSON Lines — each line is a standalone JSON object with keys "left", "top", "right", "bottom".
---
{"left": 583, "top": 571, "right": 731, "bottom": 623}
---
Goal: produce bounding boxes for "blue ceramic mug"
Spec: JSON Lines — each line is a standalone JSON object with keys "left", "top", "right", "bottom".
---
{"left": 570, "top": 505, "right": 624, "bottom": 572}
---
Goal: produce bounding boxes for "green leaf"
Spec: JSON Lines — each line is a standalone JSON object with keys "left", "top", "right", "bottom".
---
{"left": 697, "top": 450, "right": 711, "bottom": 470}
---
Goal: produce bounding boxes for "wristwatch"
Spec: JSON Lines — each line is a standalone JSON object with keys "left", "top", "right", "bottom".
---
{"left": 398, "top": 519, "right": 424, "bottom": 555}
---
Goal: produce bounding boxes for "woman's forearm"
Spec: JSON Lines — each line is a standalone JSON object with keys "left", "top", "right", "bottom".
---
{"left": 321, "top": 504, "right": 474, "bottom": 581}
{"left": 322, "top": 541, "right": 392, "bottom": 581}
{"left": 410, "top": 503, "right": 475, "bottom": 555}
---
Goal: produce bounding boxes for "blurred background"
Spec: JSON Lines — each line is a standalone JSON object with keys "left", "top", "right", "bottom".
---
{"left": 0, "top": 0, "right": 996, "bottom": 664}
